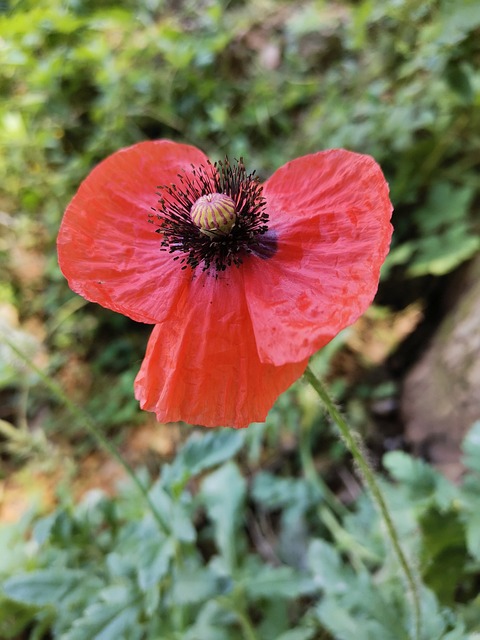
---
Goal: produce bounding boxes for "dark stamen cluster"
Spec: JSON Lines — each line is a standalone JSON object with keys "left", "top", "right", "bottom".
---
{"left": 149, "top": 158, "right": 270, "bottom": 272}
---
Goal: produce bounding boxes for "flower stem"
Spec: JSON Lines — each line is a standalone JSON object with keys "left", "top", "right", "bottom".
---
{"left": 2, "top": 333, "right": 168, "bottom": 534}
{"left": 219, "top": 598, "right": 258, "bottom": 640}
{"left": 304, "top": 365, "right": 421, "bottom": 640}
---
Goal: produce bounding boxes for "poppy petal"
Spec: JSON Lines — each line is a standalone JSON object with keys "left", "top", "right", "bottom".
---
{"left": 57, "top": 140, "right": 209, "bottom": 324}
{"left": 244, "top": 150, "right": 393, "bottom": 366}
{"left": 134, "top": 268, "right": 308, "bottom": 428}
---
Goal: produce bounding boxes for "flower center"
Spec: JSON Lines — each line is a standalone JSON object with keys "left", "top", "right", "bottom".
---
{"left": 151, "top": 158, "right": 275, "bottom": 273}
{"left": 190, "top": 193, "right": 236, "bottom": 237}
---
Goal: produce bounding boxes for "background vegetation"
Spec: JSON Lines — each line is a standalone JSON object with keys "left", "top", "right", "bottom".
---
{"left": 1, "top": 0, "right": 480, "bottom": 638}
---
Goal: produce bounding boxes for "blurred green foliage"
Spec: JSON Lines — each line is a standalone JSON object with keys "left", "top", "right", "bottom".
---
{"left": 2, "top": 424, "right": 480, "bottom": 638}
{"left": 1, "top": 0, "right": 479, "bottom": 244}
{"left": 1, "top": 0, "right": 479, "bottom": 429}
{"left": 1, "top": 0, "right": 480, "bottom": 637}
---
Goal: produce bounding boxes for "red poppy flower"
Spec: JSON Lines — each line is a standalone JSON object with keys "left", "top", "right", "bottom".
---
{"left": 57, "top": 140, "right": 392, "bottom": 428}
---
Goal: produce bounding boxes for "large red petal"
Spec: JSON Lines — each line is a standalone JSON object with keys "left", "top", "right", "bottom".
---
{"left": 244, "top": 150, "right": 393, "bottom": 366}
{"left": 134, "top": 268, "right": 307, "bottom": 428}
{"left": 57, "top": 140, "right": 209, "bottom": 324}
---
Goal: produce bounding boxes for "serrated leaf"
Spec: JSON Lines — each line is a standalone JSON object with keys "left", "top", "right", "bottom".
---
{"left": 167, "top": 429, "right": 245, "bottom": 490}
{"left": 415, "top": 586, "right": 452, "bottom": 640}
{"left": 137, "top": 536, "right": 175, "bottom": 591}
{"left": 148, "top": 483, "right": 196, "bottom": 542}
{"left": 114, "top": 517, "right": 175, "bottom": 592}
{"left": 201, "top": 462, "right": 246, "bottom": 570}
{"left": 62, "top": 585, "right": 142, "bottom": 640}
{"left": 307, "top": 539, "right": 354, "bottom": 594}
{"left": 243, "top": 565, "right": 315, "bottom": 600}
{"left": 383, "top": 450, "right": 438, "bottom": 501}
{"left": 316, "top": 567, "right": 420, "bottom": 640}
{"left": 52, "top": 575, "right": 106, "bottom": 637}
{"left": 3, "top": 569, "right": 84, "bottom": 607}
{"left": 252, "top": 472, "right": 312, "bottom": 511}
{"left": 316, "top": 598, "right": 389, "bottom": 640}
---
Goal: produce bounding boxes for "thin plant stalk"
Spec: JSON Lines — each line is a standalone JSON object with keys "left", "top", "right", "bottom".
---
{"left": 304, "top": 364, "right": 421, "bottom": 640}
{"left": 2, "top": 333, "right": 168, "bottom": 534}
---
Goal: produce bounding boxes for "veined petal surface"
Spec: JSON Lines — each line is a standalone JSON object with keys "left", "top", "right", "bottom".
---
{"left": 57, "top": 140, "right": 209, "bottom": 324}
{"left": 134, "top": 268, "right": 308, "bottom": 428}
{"left": 244, "top": 150, "right": 393, "bottom": 366}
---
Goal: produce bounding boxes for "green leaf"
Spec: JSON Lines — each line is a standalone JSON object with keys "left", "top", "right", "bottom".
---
{"left": 442, "top": 627, "right": 469, "bottom": 640}
{"left": 419, "top": 508, "right": 466, "bottom": 603}
{"left": 63, "top": 585, "right": 142, "bottom": 640}
{"left": 183, "top": 601, "right": 235, "bottom": 640}
{"left": 307, "top": 539, "right": 355, "bottom": 594}
{"left": 252, "top": 472, "right": 313, "bottom": 511}
{"left": 201, "top": 462, "right": 246, "bottom": 570}
{"left": 416, "top": 587, "right": 455, "bottom": 640}
{"left": 148, "top": 483, "right": 196, "bottom": 543}
{"left": 407, "top": 228, "right": 480, "bottom": 277}
{"left": 405, "top": 183, "right": 479, "bottom": 277}
{"left": 167, "top": 429, "right": 245, "bottom": 490}
{"left": 137, "top": 536, "right": 175, "bottom": 591}
{"left": 383, "top": 450, "right": 438, "bottom": 501}
{"left": 114, "top": 517, "right": 175, "bottom": 592}
{"left": 0, "top": 596, "right": 40, "bottom": 639}
{"left": 172, "top": 567, "right": 219, "bottom": 605}
{"left": 316, "top": 598, "right": 391, "bottom": 640}
{"left": 462, "top": 421, "right": 480, "bottom": 472}
{"left": 382, "top": 241, "right": 416, "bottom": 272}
{"left": 413, "top": 183, "right": 474, "bottom": 233}
{"left": 242, "top": 564, "right": 315, "bottom": 600}
{"left": 3, "top": 569, "right": 84, "bottom": 607}
{"left": 32, "top": 512, "right": 57, "bottom": 545}
{"left": 276, "top": 628, "right": 316, "bottom": 640}
{"left": 465, "top": 510, "right": 480, "bottom": 562}
{"left": 0, "top": 520, "right": 32, "bottom": 575}
{"left": 53, "top": 575, "right": 106, "bottom": 636}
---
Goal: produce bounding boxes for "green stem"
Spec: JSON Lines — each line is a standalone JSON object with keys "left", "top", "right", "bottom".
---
{"left": 219, "top": 599, "right": 258, "bottom": 640}
{"left": 2, "top": 334, "right": 168, "bottom": 534}
{"left": 304, "top": 365, "right": 421, "bottom": 640}
{"left": 236, "top": 610, "right": 258, "bottom": 640}
{"left": 318, "top": 505, "right": 381, "bottom": 569}
{"left": 299, "top": 414, "right": 348, "bottom": 519}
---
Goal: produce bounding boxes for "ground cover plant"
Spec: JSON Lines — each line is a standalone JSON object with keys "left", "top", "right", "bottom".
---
{"left": 1, "top": 0, "right": 480, "bottom": 638}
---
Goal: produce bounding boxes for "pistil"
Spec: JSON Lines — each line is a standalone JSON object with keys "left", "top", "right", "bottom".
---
{"left": 190, "top": 193, "right": 236, "bottom": 237}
